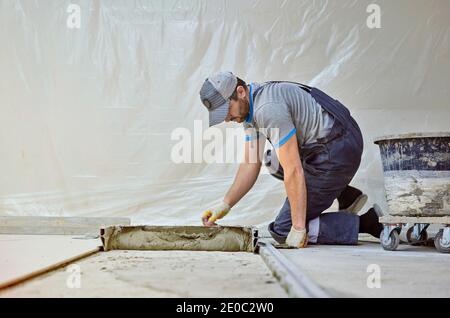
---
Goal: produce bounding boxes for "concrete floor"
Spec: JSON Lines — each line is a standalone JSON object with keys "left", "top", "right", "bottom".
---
{"left": 282, "top": 239, "right": 450, "bottom": 297}
{"left": 0, "top": 234, "right": 100, "bottom": 288}
{"left": 0, "top": 250, "right": 287, "bottom": 298}
{"left": 1, "top": 232, "right": 449, "bottom": 298}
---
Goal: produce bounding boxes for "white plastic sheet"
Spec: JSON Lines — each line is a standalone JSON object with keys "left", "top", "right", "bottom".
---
{"left": 1, "top": 0, "right": 449, "bottom": 226}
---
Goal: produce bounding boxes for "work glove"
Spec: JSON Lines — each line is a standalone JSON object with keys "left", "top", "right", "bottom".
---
{"left": 201, "top": 201, "right": 231, "bottom": 226}
{"left": 286, "top": 226, "right": 308, "bottom": 248}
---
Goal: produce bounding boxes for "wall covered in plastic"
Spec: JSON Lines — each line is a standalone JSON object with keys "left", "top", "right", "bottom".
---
{"left": 1, "top": 0, "right": 449, "bottom": 226}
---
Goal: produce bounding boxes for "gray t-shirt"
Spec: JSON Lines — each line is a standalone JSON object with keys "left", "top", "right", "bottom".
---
{"left": 244, "top": 82, "right": 334, "bottom": 148}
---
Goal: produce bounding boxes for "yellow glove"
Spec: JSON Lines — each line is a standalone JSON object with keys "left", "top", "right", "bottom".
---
{"left": 286, "top": 226, "right": 308, "bottom": 248}
{"left": 201, "top": 201, "right": 231, "bottom": 226}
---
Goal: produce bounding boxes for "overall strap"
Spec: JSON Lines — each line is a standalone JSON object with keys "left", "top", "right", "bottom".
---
{"left": 252, "top": 81, "right": 312, "bottom": 95}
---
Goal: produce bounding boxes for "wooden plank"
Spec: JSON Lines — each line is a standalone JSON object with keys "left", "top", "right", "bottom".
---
{"left": 0, "top": 216, "right": 131, "bottom": 235}
{"left": 379, "top": 215, "right": 450, "bottom": 224}
{"left": 0, "top": 235, "right": 101, "bottom": 289}
{"left": 101, "top": 225, "right": 258, "bottom": 252}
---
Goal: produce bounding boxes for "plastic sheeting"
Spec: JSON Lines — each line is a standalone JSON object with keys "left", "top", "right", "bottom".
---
{"left": 1, "top": 0, "right": 449, "bottom": 226}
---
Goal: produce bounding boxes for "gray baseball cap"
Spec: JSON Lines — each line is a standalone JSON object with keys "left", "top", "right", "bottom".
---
{"left": 199, "top": 71, "right": 238, "bottom": 126}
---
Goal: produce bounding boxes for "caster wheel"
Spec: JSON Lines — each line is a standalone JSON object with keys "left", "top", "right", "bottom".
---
{"left": 381, "top": 229, "right": 400, "bottom": 251}
{"left": 406, "top": 227, "right": 428, "bottom": 245}
{"left": 434, "top": 229, "right": 450, "bottom": 253}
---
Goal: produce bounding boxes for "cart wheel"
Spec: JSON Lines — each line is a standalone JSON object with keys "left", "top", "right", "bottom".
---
{"left": 434, "top": 230, "right": 450, "bottom": 253}
{"left": 381, "top": 229, "right": 400, "bottom": 251}
{"left": 406, "top": 227, "right": 428, "bottom": 245}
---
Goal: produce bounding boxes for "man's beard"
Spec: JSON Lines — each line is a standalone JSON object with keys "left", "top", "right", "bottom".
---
{"left": 239, "top": 99, "right": 250, "bottom": 119}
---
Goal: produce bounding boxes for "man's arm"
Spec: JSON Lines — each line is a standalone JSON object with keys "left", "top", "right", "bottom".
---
{"left": 223, "top": 137, "right": 265, "bottom": 207}
{"left": 275, "top": 134, "right": 307, "bottom": 231}
{"left": 202, "top": 136, "right": 264, "bottom": 226}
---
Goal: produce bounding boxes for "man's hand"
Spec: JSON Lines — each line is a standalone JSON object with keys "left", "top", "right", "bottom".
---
{"left": 286, "top": 226, "right": 308, "bottom": 248}
{"left": 201, "top": 201, "right": 231, "bottom": 227}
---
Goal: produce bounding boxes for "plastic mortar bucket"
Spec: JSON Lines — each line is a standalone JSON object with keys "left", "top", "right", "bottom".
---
{"left": 374, "top": 132, "right": 450, "bottom": 216}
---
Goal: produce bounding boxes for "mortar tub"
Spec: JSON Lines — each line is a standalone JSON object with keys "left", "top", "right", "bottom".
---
{"left": 374, "top": 132, "right": 450, "bottom": 217}
{"left": 100, "top": 225, "right": 258, "bottom": 252}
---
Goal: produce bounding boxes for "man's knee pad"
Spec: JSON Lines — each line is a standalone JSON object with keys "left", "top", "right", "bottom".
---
{"left": 264, "top": 149, "right": 284, "bottom": 181}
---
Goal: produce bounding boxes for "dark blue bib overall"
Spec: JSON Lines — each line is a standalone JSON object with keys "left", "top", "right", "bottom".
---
{"left": 254, "top": 82, "right": 364, "bottom": 245}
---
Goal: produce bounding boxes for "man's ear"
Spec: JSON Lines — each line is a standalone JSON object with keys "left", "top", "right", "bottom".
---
{"left": 236, "top": 86, "right": 247, "bottom": 99}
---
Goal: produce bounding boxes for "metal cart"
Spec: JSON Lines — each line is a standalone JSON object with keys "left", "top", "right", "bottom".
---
{"left": 379, "top": 216, "right": 450, "bottom": 253}
{"left": 374, "top": 133, "right": 450, "bottom": 253}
